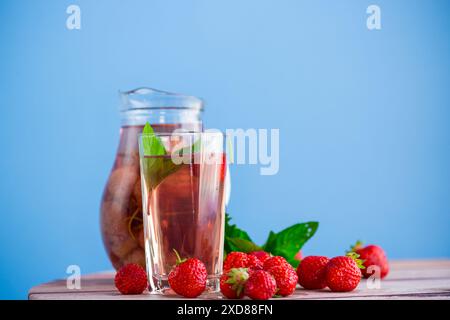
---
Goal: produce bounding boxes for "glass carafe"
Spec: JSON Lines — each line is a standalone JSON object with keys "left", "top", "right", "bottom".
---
{"left": 100, "top": 88, "right": 203, "bottom": 269}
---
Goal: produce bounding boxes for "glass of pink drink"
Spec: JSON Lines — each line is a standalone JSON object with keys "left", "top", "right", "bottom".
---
{"left": 138, "top": 132, "right": 227, "bottom": 294}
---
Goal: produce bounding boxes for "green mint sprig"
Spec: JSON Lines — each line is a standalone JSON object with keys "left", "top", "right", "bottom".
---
{"left": 224, "top": 213, "right": 319, "bottom": 268}
{"left": 141, "top": 123, "right": 179, "bottom": 189}
{"left": 141, "top": 122, "right": 203, "bottom": 189}
{"left": 142, "top": 122, "right": 166, "bottom": 156}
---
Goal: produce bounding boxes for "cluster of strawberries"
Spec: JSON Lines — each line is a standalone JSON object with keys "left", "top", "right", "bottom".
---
{"left": 220, "top": 251, "right": 297, "bottom": 299}
{"left": 298, "top": 243, "right": 389, "bottom": 293}
{"left": 220, "top": 251, "right": 298, "bottom": 299}
{"left": 220, "top": 243, "right": 389, "bottom": 299}
{"left": 114, "top": 243, "right": 389, "bottom": 299}
{"left": 298, "top": 254, "right": 364, "bottom": 292}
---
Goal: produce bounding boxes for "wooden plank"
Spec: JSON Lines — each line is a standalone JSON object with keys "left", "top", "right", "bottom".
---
{"left": 28, "top": 273, "right": 114, "bottom": 295}
{"left": 335, "top": 294, "right": 450, "bottom": 300}
{"left": 389, "top": 259, "right": 450, "bottom": 269}
{"left": 28, "top": 260, "right": 450, "bottom": 300}
{"left": 386, "top": 260, "right": 450, "bottom": 280}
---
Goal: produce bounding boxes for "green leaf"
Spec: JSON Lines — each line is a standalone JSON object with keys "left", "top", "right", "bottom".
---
{"left": 224, "top": 213, "right": 253, "bottom": 254}
{"left": 141, "top": 122, "right": 181, "bottom": 189}
{"left": 141, "top": 155, "right": 180, "bottom": 190}
{"left": 226, "top": 237, "right": 262, "bottom": 253}
{"left": 223, "top": 213, "right": 319, "bottom": 267}
{"left": 225, "top": 214, "right": 252, "bottom": 241}
{"left": 262, "top": 221, "right": 319, "bottom": 268}
{"left": 142, "top": 122, "right": 166, "bottom": 156}
{"left": 263, "top": 231, "right": 277, "bottom": 252}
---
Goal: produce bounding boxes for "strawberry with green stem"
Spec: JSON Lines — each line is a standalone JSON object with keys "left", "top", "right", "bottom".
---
{"left": 168, "top": 249, "right": 207, "bottom": 298}
{"left": 220, "top": 268, "right": 250, "bottom": 299}
{"left": 325, "top": 252, "right": 365, "bottom": 292}
{"left": 349, "top": 240, "right": 389, "bottom": 279}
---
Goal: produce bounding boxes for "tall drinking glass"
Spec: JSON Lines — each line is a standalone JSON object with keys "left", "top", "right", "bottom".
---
{"left": 138, "top": 131, "right": 227, "bottom": 294}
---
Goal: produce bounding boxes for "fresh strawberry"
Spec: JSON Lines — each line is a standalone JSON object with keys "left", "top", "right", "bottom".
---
{"left": 220, "top": 268, "right": 249, "bottom": 299}
{"left": 325, "top": 253, "right": 363, "bottom": 292}
{"left": 250, "top": 251, "right": 271, "bottom": 263}
{"left": 244, "top": 270, "right": 277, "bottom": 300}
{"left": 351, "top": 241, "right": 389, "bottom": 279}
{"left": 223, "top": 252, "right": 249, "bottom": 271}
{"left": 223, "top": 251, "right": 263, "bottom": 271}
{"left": 114, "top": 263, "right": 148, "bottom": 295}
{"left": 263, "top": 256, "right": 290, "bottom": 271}
{"left": 267, "top": 264, "right": 298, "bottom": 296}
{"left": 247, "top": 254, "right": 263, "bottom": 270}
{"left": 168, "top": 250, "right": 207, "bottom": 298}
{"left": 297, "top": 256, "right": 329, "bottom": 290}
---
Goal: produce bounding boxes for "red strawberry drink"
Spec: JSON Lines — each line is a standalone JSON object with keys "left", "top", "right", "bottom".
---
{"left": 139, "top": 131, "right": 227, "bottom": 294}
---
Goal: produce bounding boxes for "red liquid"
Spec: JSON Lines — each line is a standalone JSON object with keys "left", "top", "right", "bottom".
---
{"left": 141, "top": 154, "right": 226, "bottom": 292}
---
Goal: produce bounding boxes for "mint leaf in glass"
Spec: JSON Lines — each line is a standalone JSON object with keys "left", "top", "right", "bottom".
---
{"left": 141, "top": 122, "right": 180, "bottom": 189}
{"left": 142, "top": 122, "right": 166, "bottom": 156}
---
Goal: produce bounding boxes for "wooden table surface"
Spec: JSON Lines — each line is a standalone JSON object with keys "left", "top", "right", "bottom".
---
{"left": 29, "top": 260, "right": 450, "bottom": 300}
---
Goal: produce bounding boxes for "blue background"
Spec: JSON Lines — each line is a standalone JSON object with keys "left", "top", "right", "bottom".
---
{"left": 0, "top": 0, "right": 449, "bottom": 299}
